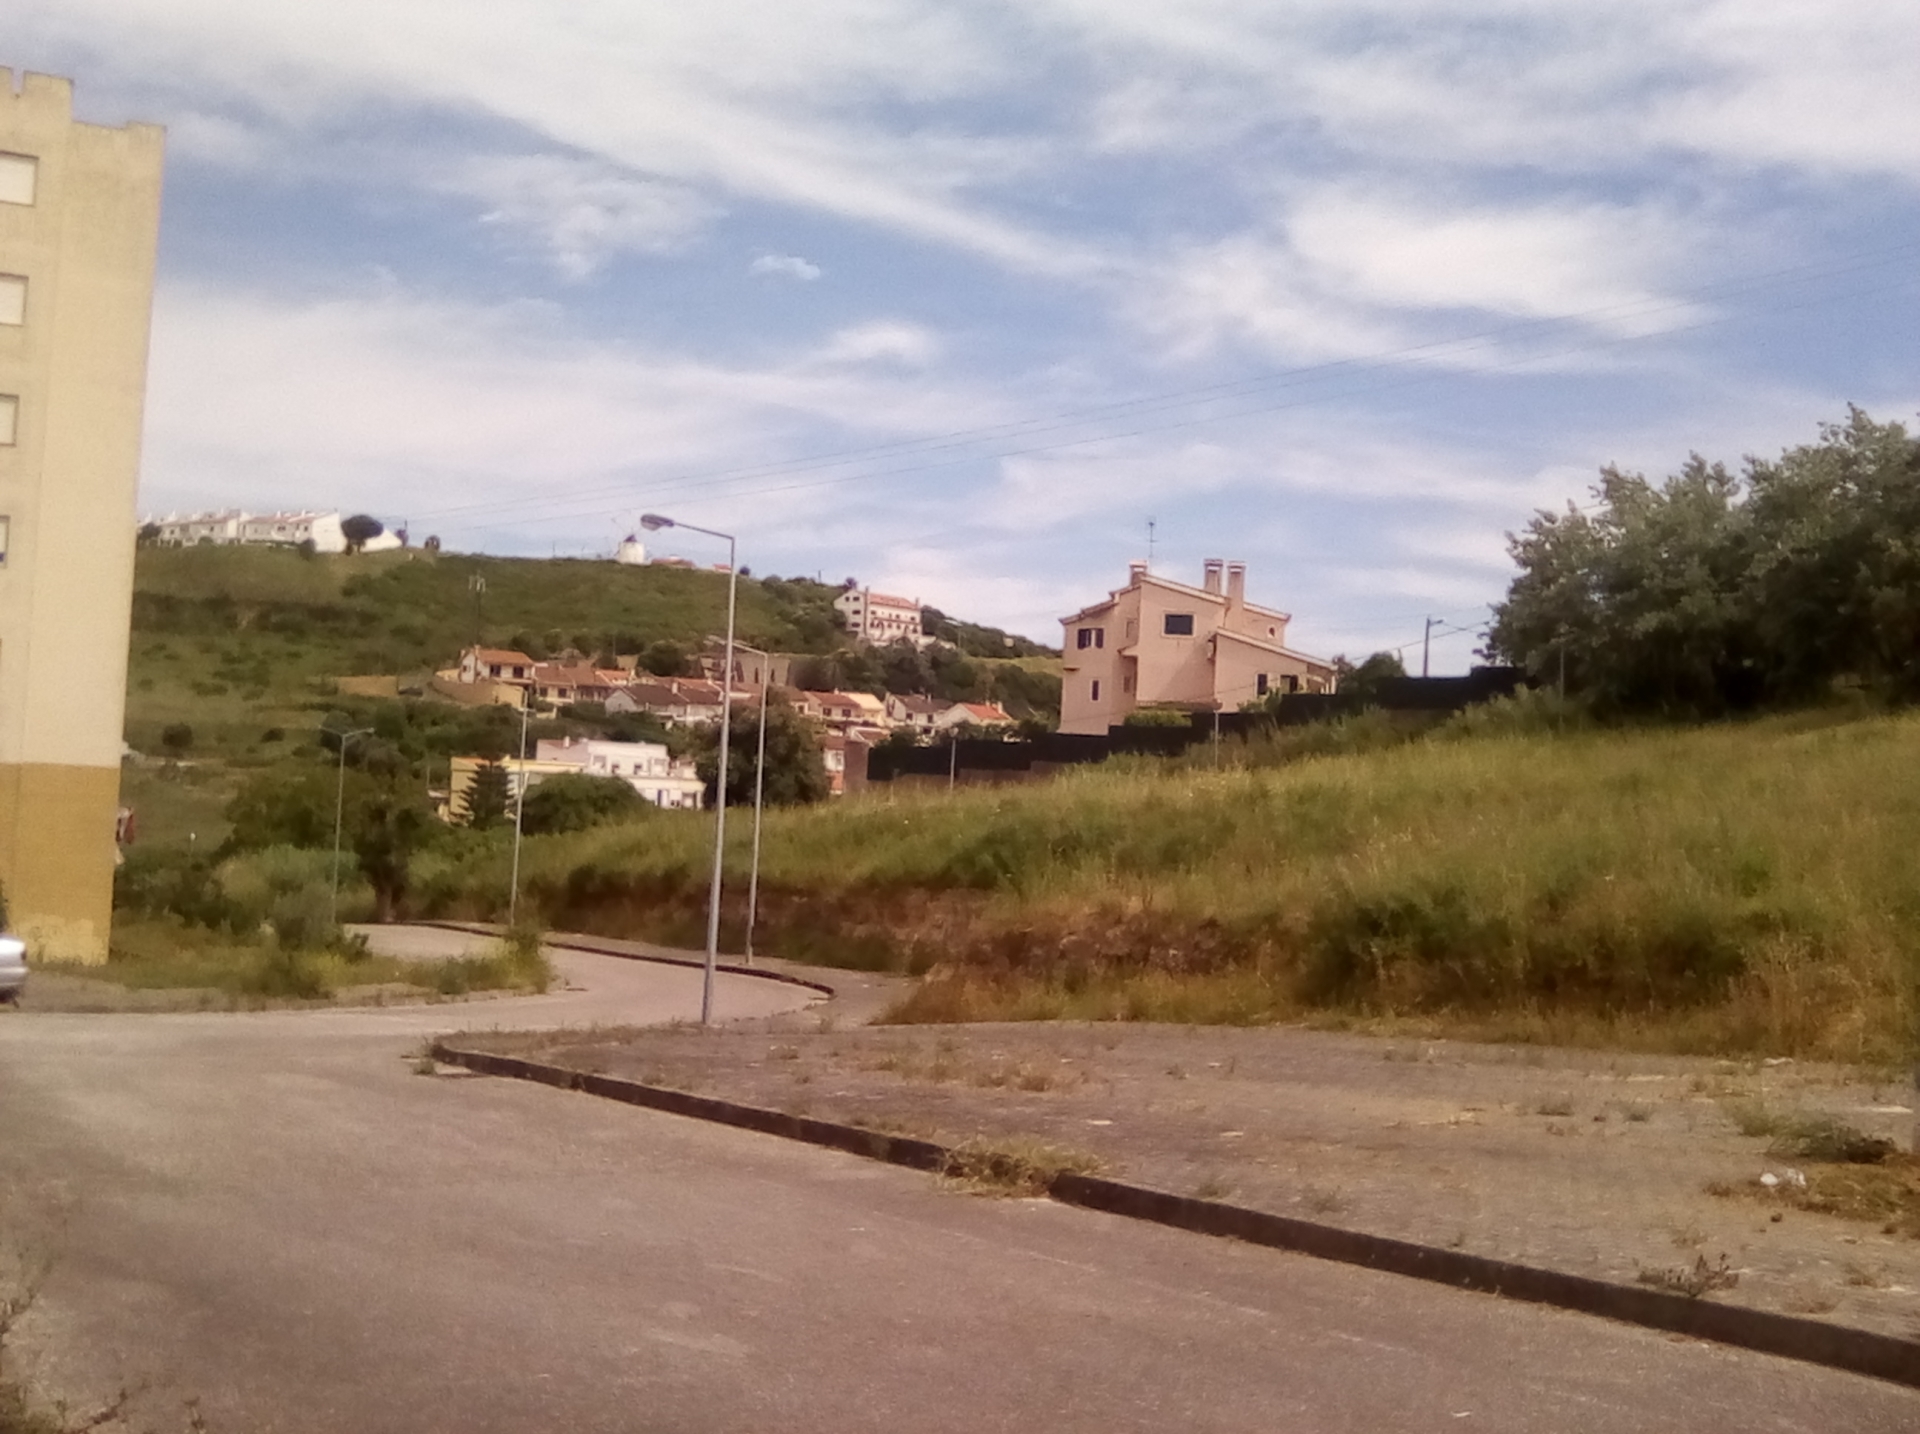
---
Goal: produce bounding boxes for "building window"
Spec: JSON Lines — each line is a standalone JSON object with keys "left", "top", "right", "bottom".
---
{"left": 0, "top": 153, "right": 36, "bottom": 206}
{"left": 1256, "top": 673, "right": 1269, "bottom": 696}
{"left": 1077, "top": 626, "right": 1104, "bottom": 650}
{"left": 0, "top": 275, "right": 23, "bottom": 326}
{"left": 0, "top": 394, "right": 17, "bottom": 446}
{"left": 1090, "top": 679, "right": 1101, "bottom": 701}
{"left": 1122, "top": 674, "right": 1133, "bottom": 693}
{"left": 1163, "top": 612, "right": 1194, "bottom": 636}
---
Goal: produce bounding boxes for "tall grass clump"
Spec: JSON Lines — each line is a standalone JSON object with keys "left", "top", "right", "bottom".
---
{"left": 429, "top": 710, "right": 1920, "bottom": 1060}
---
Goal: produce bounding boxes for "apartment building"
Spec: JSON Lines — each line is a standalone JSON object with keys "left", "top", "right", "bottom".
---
{"left": 0, "top": 72, "right": 164, "bottom": 961}
{"left": 1058, "top": 559, "right": 1337, "bottom": 735}
{"left": 833, "top": 585, "right": 928, "bottom": 647}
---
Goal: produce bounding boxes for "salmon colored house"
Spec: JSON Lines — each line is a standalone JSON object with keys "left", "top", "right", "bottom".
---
{"left": 1058, "top": 560, "right": 1337, "bottom": 735}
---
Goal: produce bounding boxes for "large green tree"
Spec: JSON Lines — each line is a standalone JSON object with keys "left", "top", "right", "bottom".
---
{"left": 1487, "top": 409, "right": 1920, "bottom": 713}
{"left": 698, "top": 695, "right": 829, "bottom": 807}
{"left": 519, "top": 773, "right": 649, "bottom": 835}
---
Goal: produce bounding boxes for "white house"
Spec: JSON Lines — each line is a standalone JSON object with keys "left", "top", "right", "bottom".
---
{"left": 534, "top": 737, "right": 705, "bottom": 809}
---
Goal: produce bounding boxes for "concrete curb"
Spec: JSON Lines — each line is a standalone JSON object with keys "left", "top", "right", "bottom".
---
{"left": 415, "top": 921, "right": 839, "bottom": 998}
{"left": 430, "top": 1041, "right": 1920, "bottom": 1392}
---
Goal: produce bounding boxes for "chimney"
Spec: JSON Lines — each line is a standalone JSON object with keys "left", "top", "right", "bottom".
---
{"left": 1128, "top": 560, "right": 1148, "bottom": 583}
{"left": 1226, "top": 561, "right": 1246, "bottom": 612}
{"left": 1203, "top": 559, "right": 1224, "bottom": 594}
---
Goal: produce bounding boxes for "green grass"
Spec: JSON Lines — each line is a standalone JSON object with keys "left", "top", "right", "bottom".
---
{"left": 123, "top": 545, "right": 855, "bottom": 757}
{"left": 59, "top": 917, "right": 553, "bottom": 1004}
{"left": 419, "top": 707, "right": 1920, "bottom": 1061}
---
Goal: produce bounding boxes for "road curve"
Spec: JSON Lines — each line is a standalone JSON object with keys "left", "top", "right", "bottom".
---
{"left": 1, "top": 934, "right": 1915, "bottom": 1433}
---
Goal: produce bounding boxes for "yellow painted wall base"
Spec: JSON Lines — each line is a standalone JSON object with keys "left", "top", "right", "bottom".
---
{"left": 0, "top": 762, "right": 120, "bottom": 964}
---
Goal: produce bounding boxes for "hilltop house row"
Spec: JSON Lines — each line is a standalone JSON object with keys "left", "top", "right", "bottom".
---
{"left": 144, "top": 508, "right": 408, "bottom": 554}
{"left": 442, "top": 645, "right": 1012, "bottom": 742}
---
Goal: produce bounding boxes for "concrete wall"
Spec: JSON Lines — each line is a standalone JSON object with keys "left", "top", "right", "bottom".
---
{"left": 0, "top": 72, "right": 163, "bottom": 961}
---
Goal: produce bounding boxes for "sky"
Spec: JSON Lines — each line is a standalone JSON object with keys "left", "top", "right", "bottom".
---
{"left": 10, "top": 2, "right": 1920, "bottom": 666}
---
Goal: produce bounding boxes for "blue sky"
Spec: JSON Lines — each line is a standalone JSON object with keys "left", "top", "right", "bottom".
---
{"left": 11, "top": 2, "right": 1920, "bottom": 665}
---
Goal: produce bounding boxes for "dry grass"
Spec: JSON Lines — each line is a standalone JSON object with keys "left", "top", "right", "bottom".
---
{"left": 938, "top": 1138, "right": 1106, "bottom": 1197}
{"left": 434, "top": 709, "right": 1920, "bottom": 1061}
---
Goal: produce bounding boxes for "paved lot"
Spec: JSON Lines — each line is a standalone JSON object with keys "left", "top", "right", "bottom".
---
{"left": 474, "top": 1019, "right": 1920, "bottom": 1340}
{"left": 2, "top": 936, "right": 1916, "bottom": 1432}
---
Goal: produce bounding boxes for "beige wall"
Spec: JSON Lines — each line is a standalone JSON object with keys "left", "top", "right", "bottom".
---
{"left": 0, "top": 72, "right": 164, "bottom": 962}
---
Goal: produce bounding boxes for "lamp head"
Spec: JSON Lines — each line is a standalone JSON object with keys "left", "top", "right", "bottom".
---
{"left": 639, "top": 513, "right": 673, "bottom": 531}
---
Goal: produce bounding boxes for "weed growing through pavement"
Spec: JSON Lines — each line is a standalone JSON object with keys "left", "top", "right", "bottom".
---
{"left": 1533, "top": 1096, "right": 1575, "bottom": 1117}
{"left": 1635, "top": 1253, "right": 1740, "bottom": 1299}
{"left": 938, "top": 1139, "right": 1105, "bottom": 1198}
{"left": 1300, "top": 1185, "right": 1346, "bottom": 1215}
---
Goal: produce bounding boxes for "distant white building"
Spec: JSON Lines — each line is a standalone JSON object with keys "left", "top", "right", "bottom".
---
{"left": 834, "top": 585, "right": 928, "bottom": 647}
{"left": 152, "top": 508, "right": 349, "bottom": 553}
{"left": 534, "top": 736, "right": 705, "bottom": 809}
{"left": 446, "top": 738, "right": 704, "bottom": 821}
{"left": 615, "top": 535, "right": 647, "bottom": 566}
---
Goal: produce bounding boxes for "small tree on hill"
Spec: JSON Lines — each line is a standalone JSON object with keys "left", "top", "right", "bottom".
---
{"left": 160, "top": 722, "right": 194, "bottom": 757}
{"left": 341, "top": 513, "right": 384, "bottom": 554}
{"left": 464, "top": 759, "right": 513, "bottom": 830}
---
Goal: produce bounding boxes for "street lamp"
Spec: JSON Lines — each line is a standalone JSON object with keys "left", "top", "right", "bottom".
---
{"left": 507, "top": 693, "right": 532, "bottom": 926}
{"left": 731, "top": 642, "right": 774, "bottom": 963}
{"left": 328, "top": 726, "right": 375, "bottom": 927}
{"left": 640, "top": 513, "right": 737, "bottom": 1024}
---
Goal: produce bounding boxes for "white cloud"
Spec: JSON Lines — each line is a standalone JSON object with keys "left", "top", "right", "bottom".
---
{"left": 750, "top": 253, "right": 823, "bottom": 282}
{"left": 137, "top": 278, "right": 1018, "bottom": 542}
{"left": 437, "top": 154, "right": 718, "bottom": 278}
{"left": 810, "top": 321, "right": 939, "bottom": 366}
{"left": 1285, "top": 188, "right": 1699, "bottom": 333}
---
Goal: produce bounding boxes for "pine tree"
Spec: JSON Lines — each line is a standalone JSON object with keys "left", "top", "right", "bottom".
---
{"left": 464, "top": 759, "right": 513, "bottom": 830}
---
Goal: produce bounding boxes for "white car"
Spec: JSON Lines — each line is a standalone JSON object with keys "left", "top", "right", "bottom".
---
{"left": 0, "top": 934, "right": 25, "bottom": 1004}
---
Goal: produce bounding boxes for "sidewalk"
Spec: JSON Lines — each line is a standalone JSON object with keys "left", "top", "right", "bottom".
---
{"left": 461, "top": 1009, "right": 1920, "bottom": 1347}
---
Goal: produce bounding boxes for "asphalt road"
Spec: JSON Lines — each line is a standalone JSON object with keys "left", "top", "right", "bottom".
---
{"left": 2, "top": 938, "right": 1915, "bottom": 1433}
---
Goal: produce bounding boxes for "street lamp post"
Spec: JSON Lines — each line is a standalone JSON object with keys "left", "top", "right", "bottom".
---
{"left": 329, "top": 726, "right": 375, "bottom": 928}
{"left": 641, "top": 513, "right": 737, "bottom": 1023}
{"left": 732, "top": 642, "right": 773, "bottom": 963}
{"left": 507, "top": 693, "right": 532, "bottom": 925}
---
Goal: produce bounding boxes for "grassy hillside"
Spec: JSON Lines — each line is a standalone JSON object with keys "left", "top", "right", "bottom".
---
{"left": 124, "top": 545, "right": 1052, "bottom": 757}
{"left": 412, "top": 705, "right": 1920, "bottom": 1063}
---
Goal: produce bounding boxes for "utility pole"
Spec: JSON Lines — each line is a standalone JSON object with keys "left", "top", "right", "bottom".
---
{"left": 1422, "top": 616, "right": 1438, "bottom": 678}
{"left": 1146, "top": 517, "right": 1157, "bottom": 570}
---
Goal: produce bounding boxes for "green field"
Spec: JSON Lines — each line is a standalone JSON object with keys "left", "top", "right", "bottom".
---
{"left": 407, "top": 704, "right": 1920, "bottom": 1064}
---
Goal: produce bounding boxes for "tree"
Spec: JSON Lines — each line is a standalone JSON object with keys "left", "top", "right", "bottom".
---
{"left": 341, "top": 513, "right": 384, "bottom": 554}
{"left": 519, "top": 773, "right": 649, "bottom": 835}
{"left": 464, "top": 759, "right": 513, "bottom": 830}
{"left": 697, "top": 695, "right": 828, "bottom": 807}
{"left": 1332, "top": 651, "right": 1406, "bottom": 706}
{"left": 640, "top": 640, "right": 690, "bottom": 677}
{"left": 225, "top": 768, "right": 354, "bottom": 852}
{"left": 350, "top": 784, "right": 435, "bottom": 923}
{"left": 1486, "top": 408, "right": 1920, "bottom": 713}
{"left": 159, "top": 721, "right": 194, "bottom": 757}
{"left": 136, "top": 521, "right": 161, "bottom": 546}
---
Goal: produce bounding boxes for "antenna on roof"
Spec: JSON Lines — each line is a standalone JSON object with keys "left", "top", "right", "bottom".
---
{"left": 1146, "top": 517, "right": 1157, "bottom": 570}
